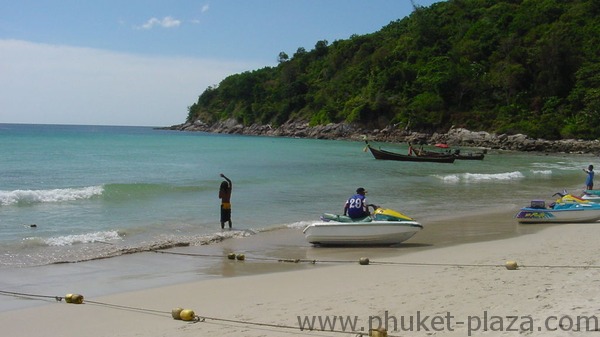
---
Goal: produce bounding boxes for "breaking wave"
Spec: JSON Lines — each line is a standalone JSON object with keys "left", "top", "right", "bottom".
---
{"left": 531, "top": 169, "right": 553, "bottom": 175}
{"left": 0, "top": 183, "right": 204, "bottom": 206}
{"left": 0, "top": 186, "right": 104, "bottom": 206}
{"left": 44, "top": 230, "right": 123, "bottom": 247}
{"left": 436, "top": 171, "right": 526, "bottom": 183}
{"left": 2, "top": 228, "right": 266, "bottom": 267}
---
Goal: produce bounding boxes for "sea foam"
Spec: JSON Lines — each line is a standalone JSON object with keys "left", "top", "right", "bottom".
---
{"left": 436, "top": 171, "right": 525, "bottom": 183}
{"left": 531, "top": 169, "right": 553, "bottom": 175}
{"left": 0, "top": 186, "right": 104, "bottom": 206}
{"left": 41, "top": 230, "right": 122, "bottom": 246}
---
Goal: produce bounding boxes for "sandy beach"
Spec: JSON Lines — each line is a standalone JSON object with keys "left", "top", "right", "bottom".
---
{"left": 2, "top": 214, "right": 600, "bottom": 337}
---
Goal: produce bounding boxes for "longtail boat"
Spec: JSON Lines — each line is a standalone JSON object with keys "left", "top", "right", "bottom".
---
{"left": 365, "top": 141, "right": 455, "bottom": 163}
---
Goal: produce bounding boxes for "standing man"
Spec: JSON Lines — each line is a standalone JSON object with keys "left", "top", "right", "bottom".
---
{"left": 219, "top": 173, "right": 233, "bottom": 229}
{"left": 344, "top": 187, "right": 370, "bottom": 219}
{"left": 584, "top": 165, "right": 594, "bottom": 190}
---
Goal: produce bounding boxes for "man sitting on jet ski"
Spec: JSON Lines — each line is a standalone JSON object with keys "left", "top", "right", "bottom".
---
{"left": 343, "top": 187, "right": 379, "bottom": 219}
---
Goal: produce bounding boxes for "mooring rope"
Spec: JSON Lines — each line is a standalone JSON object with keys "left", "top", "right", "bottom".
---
{"left": 369, "top": 260, "right": 600, "bottom": 269}
{"left": 4, "top": 253, "right": 600, "bottom": 336}
{"left": 152, "top": 250, "right": 224, "bottom": 259}
{"left": 84, "top": 299, "right": 169, "bottom": 316}
{"left": 152, "top": 249, "right": 600, "bottom": 270}
{"left": 196, "top": 314, "right": 401, "bottom": 337}
{"left": 0, "top": 289, "right": 397, "bottom": 336}
{"left": 0, "top": 289, "right": 63, "bottom": 302}
{"left": 153, "top": 249, "right": 337, "bottom": 264}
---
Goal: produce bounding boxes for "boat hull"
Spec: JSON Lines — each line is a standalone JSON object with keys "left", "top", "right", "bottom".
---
{"left": 582, "top": 190, "right": 600, "bottom": 201}
{"left": 455, "top": 153, "right": 485, "bottom": 160}
{"left": 418, "top": 149, "right": 485, "bottom": 160}
{"left": 515, "top": 207, "right": 600, "bottom": 224}
{"left": 581, "top": 194, "right": 600, "bottom": 202}
{"left": 366, "top": 145, "right": 455, "bottom": 163}
{"left": 303, "top": 221, "right": 423, "bottom": 245}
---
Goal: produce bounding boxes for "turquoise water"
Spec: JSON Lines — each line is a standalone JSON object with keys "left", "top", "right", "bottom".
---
{"left": 0, "top": 123, "right": 595, "bottom": 267}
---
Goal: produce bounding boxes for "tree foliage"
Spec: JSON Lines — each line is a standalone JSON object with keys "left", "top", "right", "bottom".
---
{"left": 187, "top": 0, "right": 600, "bottom": 140}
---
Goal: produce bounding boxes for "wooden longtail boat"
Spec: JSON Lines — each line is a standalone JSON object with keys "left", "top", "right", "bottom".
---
{"left": 365, "top": 142, "right": 456, "bottom": 163}
{"left": 417, "top": 149, "right": 485, "bottom": 160}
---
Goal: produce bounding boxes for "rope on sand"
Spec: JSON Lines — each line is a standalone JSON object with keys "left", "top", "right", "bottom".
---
{"left": 3, "top": 256, "right": 599, "bottom": 335}
{"left": 371, "top": 260, "right": 600, "bottom": 270}
{"left": 0, "top": 289, "right": 396, "bottom": 336}
{"left": 153, "top": 249, "right": 324, "bottom": 264}
{"left": 191, "top": 314, "right": 396, "bottom": 337}
{"left": 152, "top": 250, "right": 600, "bottom": 270}
{"left": 170, "top": 313, "right": 397, "bottom": 337}
{"left": 0, "top": 290, "right": 64, "bottom": 302}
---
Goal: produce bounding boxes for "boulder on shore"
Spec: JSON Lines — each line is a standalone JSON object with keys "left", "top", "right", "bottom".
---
{"left": 165, "top": 121, "right": 600, "bottom": 154}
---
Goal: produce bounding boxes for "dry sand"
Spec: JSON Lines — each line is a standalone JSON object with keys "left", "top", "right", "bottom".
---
{"left": 2, "top": 221, "right": 600, "bottom": 337}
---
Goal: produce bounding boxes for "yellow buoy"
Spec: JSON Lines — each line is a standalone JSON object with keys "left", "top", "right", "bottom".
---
{"left": 179, "top": 309, "right": 196, "bottom": 321}
{"left": 70, "top": 294, "right": 84, "bottom": 304}
{"left": 227, "top": 252, "right": 236, "bottom": 260}
{"left": 236, "top": 254, "right": 245, "bottom": 261}
{"left": 171, "top": 307, "right": 184, "bottom": 320}
{"left": 505, "top": 260, "right": 519, "bottom": 270}
{"left": 369, "top": 328, "right": 388, "bottom": 337}
{"left": 359, "top": 257, "right": 370, "bottom": 265}
{"left": 65, "top": 294, "right": 73, "bottom": 303}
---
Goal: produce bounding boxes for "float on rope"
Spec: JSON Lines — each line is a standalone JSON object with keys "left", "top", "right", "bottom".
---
{"left": 65, "top": 293, "right": 84, "bottom": 304}
{"left": 172, "top": 307, "right": 196, "bottom": 321}
{"left": 505, "top": 260, "right": 519, "bottom": 270}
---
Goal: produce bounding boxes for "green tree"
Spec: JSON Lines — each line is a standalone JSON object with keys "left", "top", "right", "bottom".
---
{"left": 185, "top": 0, "right": 600, "bottom": 140}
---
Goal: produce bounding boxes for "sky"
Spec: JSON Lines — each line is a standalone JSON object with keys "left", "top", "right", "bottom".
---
{"left": 0, "top": 0, "right": 440, "bottom": 127}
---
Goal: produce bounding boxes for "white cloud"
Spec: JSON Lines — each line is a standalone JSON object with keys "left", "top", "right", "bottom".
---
{"left": 190, "top": 4, "right": 210, "bottom": 24}
{"left": 138, "top": 16, "right": 181, "bottom": 30}
{"left": 0, "top": 39, "right": 261, "bottom": 126}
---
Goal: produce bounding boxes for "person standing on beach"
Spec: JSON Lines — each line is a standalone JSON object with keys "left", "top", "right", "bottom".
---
{"left": 584, "top": 165, "right": 594, "bottom": 190}
{"left": 344, "top": 187, "right": 370, "bottom": 219}
{"left": 219, "top": 173, "right": 233, "bottom": 229}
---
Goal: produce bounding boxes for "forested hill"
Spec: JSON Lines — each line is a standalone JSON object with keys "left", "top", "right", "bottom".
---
{"left": 186, "top": 0, "right": 600, "bottom": 140}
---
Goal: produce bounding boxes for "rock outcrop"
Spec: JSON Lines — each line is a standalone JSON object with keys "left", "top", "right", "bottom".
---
{"left": 165, "top": 119, "right": 600, "bottom": 154}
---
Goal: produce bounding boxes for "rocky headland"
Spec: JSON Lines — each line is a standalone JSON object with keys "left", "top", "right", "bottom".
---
{"left": 167, "top": 119, "right": 600, "bottom": 155}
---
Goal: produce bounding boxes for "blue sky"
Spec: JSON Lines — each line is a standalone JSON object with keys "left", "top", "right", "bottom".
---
{"left": 0, "top": 0, "right": 440, "bottom": 126}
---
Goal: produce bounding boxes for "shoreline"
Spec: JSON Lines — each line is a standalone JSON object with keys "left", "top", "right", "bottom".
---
{"left": 2, "top": 218, "right": 600, "bottom": 336}
{"left": 165, "top": 121, "right": 600, "bottom": 154}
{"left": 1, "top": 205, "right": 535, "bottom": 313}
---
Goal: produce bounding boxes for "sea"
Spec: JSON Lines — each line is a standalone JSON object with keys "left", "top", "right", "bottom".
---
{"left": 0, "top": 123, "right": 595, "bottom": 309}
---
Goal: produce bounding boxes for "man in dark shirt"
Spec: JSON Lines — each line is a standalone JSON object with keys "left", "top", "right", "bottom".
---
{"left": 219, "top": 173, "right": 232, "bottom": 229}
{"left": 344, "top": 187, "right": 369, "bottom": 219}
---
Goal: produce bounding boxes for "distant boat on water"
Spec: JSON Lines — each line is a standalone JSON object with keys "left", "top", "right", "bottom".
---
{"left": 364, "top": 141, "right": 456, "bottom": 163}
{"left": 411, "top": 143, "right": 486, "bottom": 160}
